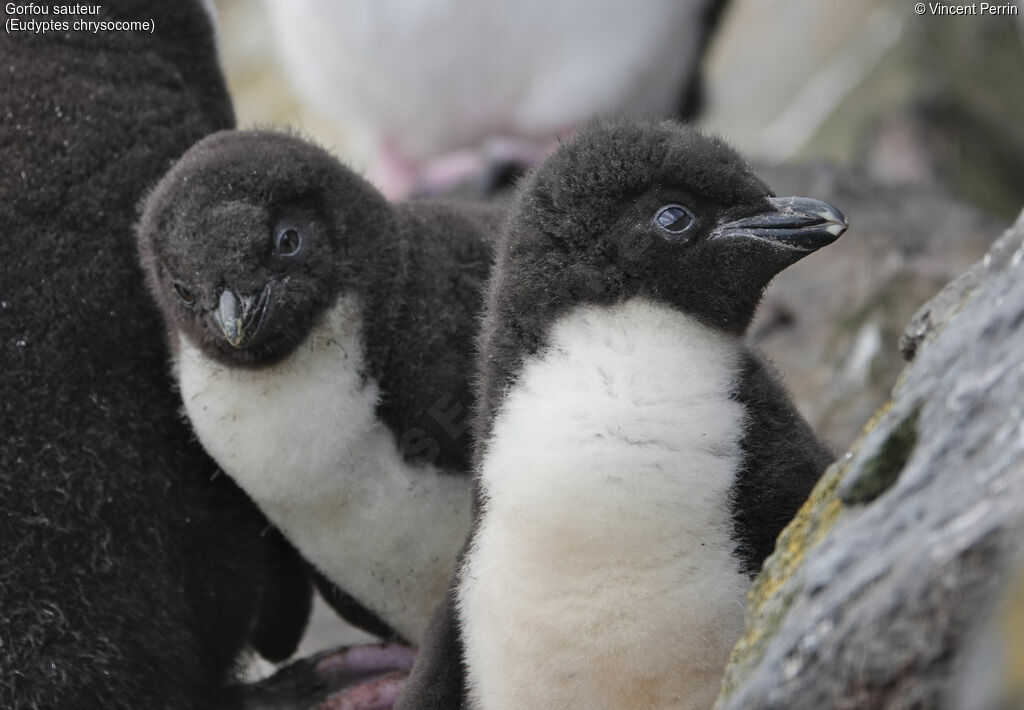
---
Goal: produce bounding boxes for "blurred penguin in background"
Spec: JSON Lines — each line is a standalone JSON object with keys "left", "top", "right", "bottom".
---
{"left": 263, "top": 0, "right": 730, "bottom": 198}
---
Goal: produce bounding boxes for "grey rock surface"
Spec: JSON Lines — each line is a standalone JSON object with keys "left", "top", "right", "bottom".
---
{"left": 947, "top": 555, "right": 1024, "bottom": 710}
{"left": 900, "top": 216, "right": 1024, "bottom": 362}
{"left": 715, "top": 210, "right": 1024, "bottom": 709}
{"left": 751, "top": 163, "right": 1002, "bottom": 451}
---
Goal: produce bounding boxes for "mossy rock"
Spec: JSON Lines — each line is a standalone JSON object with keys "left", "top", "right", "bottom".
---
{"left": 715, "top": 217, "right": 1024, "bottom": 710}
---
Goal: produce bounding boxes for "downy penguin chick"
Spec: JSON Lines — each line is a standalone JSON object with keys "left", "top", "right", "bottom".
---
{"left": 138, "top": 129, "right": 502, "bottom": 645}
{"left": 396, "top": 118, "right": 843, "bottom": 710}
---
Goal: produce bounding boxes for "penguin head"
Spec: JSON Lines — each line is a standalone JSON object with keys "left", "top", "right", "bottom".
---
{"left": 499, "top": 119, "right": 848, "bottom": 335}
{"left": 138, "top": 130, "right": 391, "bottom": 367}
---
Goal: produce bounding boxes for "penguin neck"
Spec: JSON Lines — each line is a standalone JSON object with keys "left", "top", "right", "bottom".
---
{"left": 474, "top": 285, "right": 762, "bottom": 450}
{"left": 348, "top": 202, "right": 428, "bottom": 295}
{"left": 174, "top": 294, "right": 472, "bottom": 644}
{"left": 460, "top": 297, "right": 752, "bottom": 710}
{"left": 350, "top": 201, "right": 497, "bottom": 472}
{"left": 475, "top": 296, "right": 749, "bottom": 555}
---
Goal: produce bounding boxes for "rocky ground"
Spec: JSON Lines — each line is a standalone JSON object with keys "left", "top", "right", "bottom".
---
{"left": 715, "top": 210, "right": 1024, "bottom": 709}
{"left": 753, "top": 163, "right": 1003, "bottom": 451}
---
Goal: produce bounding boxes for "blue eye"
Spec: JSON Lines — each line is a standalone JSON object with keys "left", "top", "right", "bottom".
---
{"left": 655, "top": 204, "right": 695, "bottom": 235}
{"left": 276, "top": 227, "right": 302, "bottom": 256}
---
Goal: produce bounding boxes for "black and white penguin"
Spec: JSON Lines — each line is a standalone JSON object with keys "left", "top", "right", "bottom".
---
{"left": 0, "top": 3, "right": 313, "bottom": 709}
{"left": 137, "top": 129, "right": 502, "bottom": 646}
{"left": 396, "top": 119, "right": 843, "bottom": 710}
{"left": 263, "top": 0, "right": 730, "bottom": 197}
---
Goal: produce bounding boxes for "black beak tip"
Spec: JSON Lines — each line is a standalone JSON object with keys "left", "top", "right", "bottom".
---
{"left": 771, "top": 196, "right": 847, "bottom": 226}
{"left": 828, "top": 204, "right": 849, "bottom": 230}
{"left": 749, "top": 196, "right": 850, "bottom": 251}
{"left": 804, "top": 199, "right": 849, "bottom": 242}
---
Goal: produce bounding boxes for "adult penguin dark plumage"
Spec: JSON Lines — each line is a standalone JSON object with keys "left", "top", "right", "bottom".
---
{"left": 137, "top": 130, "right": 501, "bottom": 647}
{"left": 0, "top": 3, "right": 312, "bottom": 709}
{"left": 396, "top": 119, "right": 844, "bottom": 710}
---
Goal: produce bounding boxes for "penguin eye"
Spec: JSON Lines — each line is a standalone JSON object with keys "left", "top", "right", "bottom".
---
{"left": 276, "top": 227, "right": 302, "bottom": 257}
{"left": 173, "top": 282, "right": 196, "bottom": 308}
{"left": 654, "top": 204, "right": 695, "bottom": 236}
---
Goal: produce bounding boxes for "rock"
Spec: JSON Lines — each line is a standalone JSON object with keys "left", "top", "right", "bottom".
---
{"left": 900, "top": 215, "right": 1024, "bottom": 362}
{"left": 751, "top": 163, "right": 1003, "bottom": 451}
{"left": 948, "top": 557, "right": 1024, "bottom": 710}
{"left": 715, "top": 209, "right": 1024, "bottom": 710}
{"left": 946, "top": 553, "right": 1024, "bottom": 708}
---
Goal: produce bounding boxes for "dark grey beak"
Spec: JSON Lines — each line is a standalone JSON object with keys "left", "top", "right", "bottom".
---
{"left": 712, "top": 196, "right": 848, "bottom": 251}
{"left": 214, "top": 284, "right": 272, "bottom": 348}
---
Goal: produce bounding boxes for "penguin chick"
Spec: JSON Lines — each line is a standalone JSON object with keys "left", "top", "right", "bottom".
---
{"left": 396, "top": 119, "right": 843, "bottom": 710}
{"left": 137, "top": 129, "right": 502, "bottom": 645}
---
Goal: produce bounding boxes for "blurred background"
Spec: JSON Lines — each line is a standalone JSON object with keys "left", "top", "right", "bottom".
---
{"left": 215, "top": 0, "right": 1024, "bottom": 217}
{"left": 209, "top": 0, "right": 1024, "bottom": 671}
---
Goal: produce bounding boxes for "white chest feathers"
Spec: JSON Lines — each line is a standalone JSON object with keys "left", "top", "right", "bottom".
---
{"left": 459, "top": 299, "right": 751, "bottom": 710}
{"left": 175, "top": 295, "right": 472, "bottom": 644}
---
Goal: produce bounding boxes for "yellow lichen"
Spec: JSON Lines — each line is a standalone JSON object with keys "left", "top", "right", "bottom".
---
{"left": 714, "top": 401, "right": 894, "bottom": 704}
{"left": 1001, "top": 567, "right": 1024, "bottom": 704}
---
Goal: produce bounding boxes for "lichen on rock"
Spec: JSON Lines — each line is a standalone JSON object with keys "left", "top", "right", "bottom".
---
{"left": 715, "top": 210, "right": 1024, "bottom": 710}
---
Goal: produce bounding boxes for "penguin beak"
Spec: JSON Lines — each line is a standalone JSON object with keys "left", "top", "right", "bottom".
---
{"left": 711, "top": 197, "right": 848, "bottom": 252}
{"left": 213, "top": 283, "right": 272, "bottom": 348}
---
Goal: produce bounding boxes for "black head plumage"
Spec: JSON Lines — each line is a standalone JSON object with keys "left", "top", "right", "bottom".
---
{"left": 475, "top": 118, "right": 847, "bottom": 439}
{"left": 138, "top": 129, "right": 393, "bottom": 367}
{"left": 493, "top": 118, "right": 846, "bottom": 336}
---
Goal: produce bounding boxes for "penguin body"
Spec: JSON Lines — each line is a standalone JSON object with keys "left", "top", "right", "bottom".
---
{"left": 0, "top": 3, "right": 311, "bottom": 709}
{"left": 396, "top": 119, "right": 842, "bottom": 710}
{"left": 463, "top": 300, "right": 751, "bottom": 709}
{"left": 138, "top": 130, "right": 502, "bottom": 643}
{"left": 174, "top": 295, "right": 471, "bottom": 643}
{"left": 263, "top": 0, "right": 729, "bottom": 196}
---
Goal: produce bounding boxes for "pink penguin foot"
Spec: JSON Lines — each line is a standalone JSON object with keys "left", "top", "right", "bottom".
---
{"left": 239, "top": 642, "right": 416, "bottom": 710}
{"left": 315, "top": 643, "right": 417, "bottom": 688}
{"left": 412, "top": 134, "right": 561, "bottom": 197}
{"left": 318, "top": 670, "right": 408, "bottom": 710}
{"left": 371, "top": 132, "right": 573, "bottom": 200}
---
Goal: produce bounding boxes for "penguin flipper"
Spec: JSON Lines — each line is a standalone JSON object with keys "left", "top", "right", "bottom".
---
{"left": 394, "top": 588, "right": 467, "bottom": 710}
{"left": 730, "top": 352, "right": 835, "bottom": 575}
{"left": 252, "top": 528, "right": 314, "bottom": 663}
